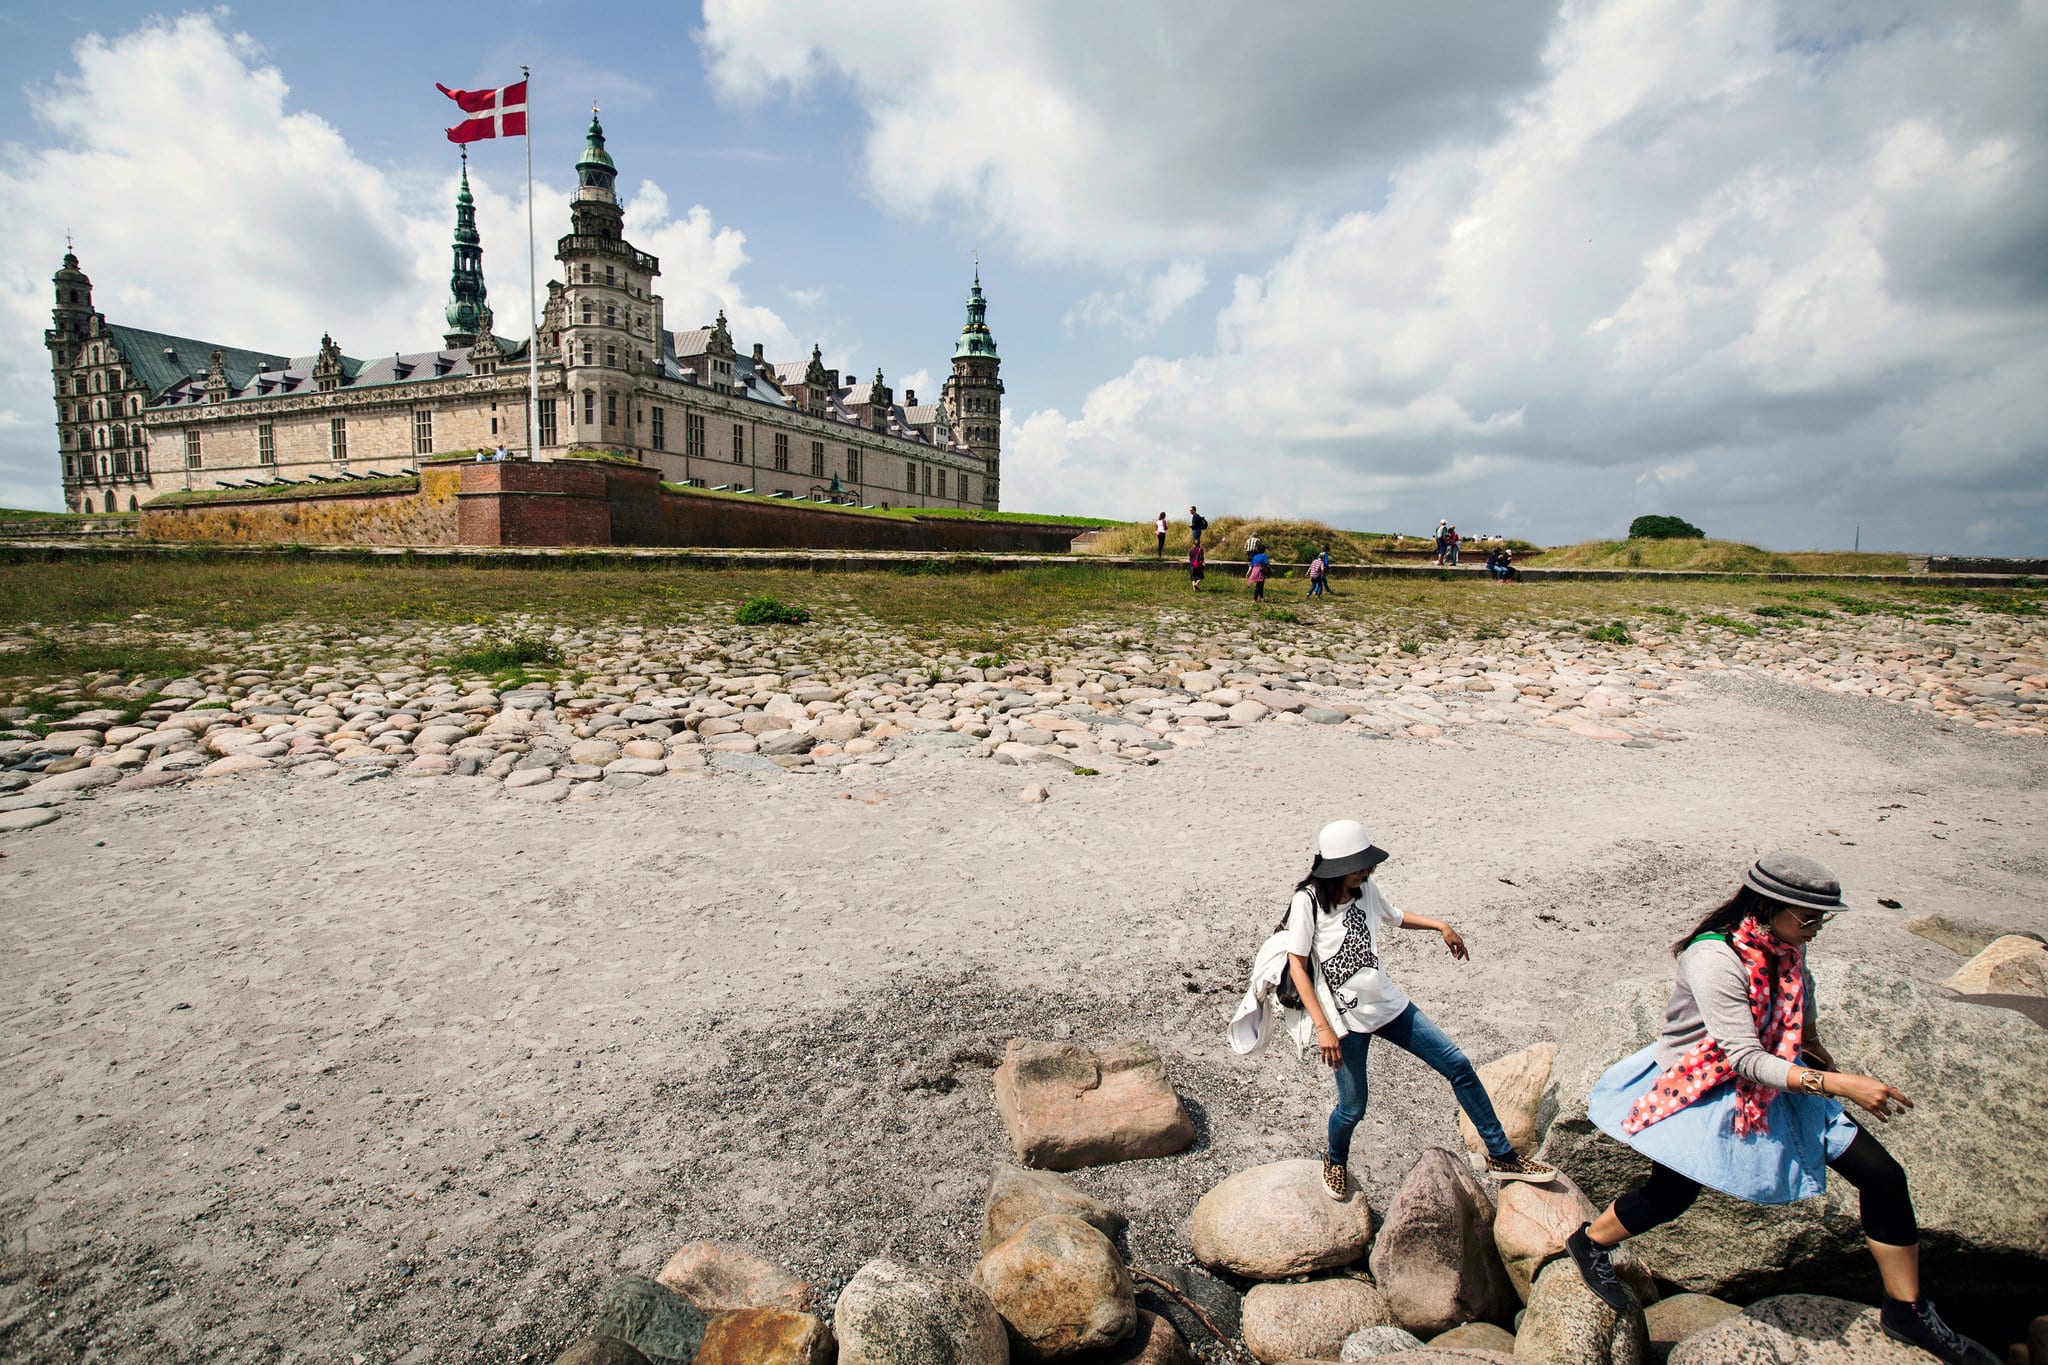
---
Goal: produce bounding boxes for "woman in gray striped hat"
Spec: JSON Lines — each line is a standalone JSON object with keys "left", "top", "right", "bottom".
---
{"left": 1564, "top": 851, "right": 1995, "bottom": 1365}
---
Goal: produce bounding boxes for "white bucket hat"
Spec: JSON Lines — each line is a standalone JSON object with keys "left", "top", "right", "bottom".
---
{"left": 1311, "top": 819, "right": 1390, "bottom": 878}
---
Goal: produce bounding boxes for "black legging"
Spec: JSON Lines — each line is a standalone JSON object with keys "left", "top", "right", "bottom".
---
{"left": 1613, "top": 1128, "right": 1917, "bottom": 1247}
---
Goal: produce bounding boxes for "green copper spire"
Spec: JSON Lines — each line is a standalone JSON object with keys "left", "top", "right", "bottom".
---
{"left": 443, "top": 152, "right": 489, "bottom": 347}
{"left": 577, "top": 108, "right": 617, "bottom": 192}
{"left": 953, "top": 263, "right": 999, "bottom": 360}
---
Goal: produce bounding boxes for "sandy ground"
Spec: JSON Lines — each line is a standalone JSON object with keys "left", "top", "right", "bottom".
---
{"left": 1, "top": 671, "right": 2044, "bottom": 1363}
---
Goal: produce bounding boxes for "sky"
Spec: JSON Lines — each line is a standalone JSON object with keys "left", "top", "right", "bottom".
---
{"left": 1, "top": 1, "right": 2044, "bottom": 553}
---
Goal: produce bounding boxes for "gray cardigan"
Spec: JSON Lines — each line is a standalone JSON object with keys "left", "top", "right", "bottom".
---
{"left": 1650, "top": 939, "right": 1816, "bottom": 1090}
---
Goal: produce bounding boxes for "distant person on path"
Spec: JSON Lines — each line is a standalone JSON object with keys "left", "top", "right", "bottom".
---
{"left": 1306, "top": 550, "right": 1328, "bottom": 598}
{"left": 1228, "top": 821, "right": 1558, "bottom": 1200}
{"left": 1247, "top": 552, "right": 1268, "bottom": 602}
{"left": 1155, "top": 511, "right": 1168, "bottom": 557}
{"left": 1244, "top": 530, "right": 1264, "bottom": 563}
{"left": 1445, "top": 525, "right": 1462, "bottom": 566}
{"left": 1434, "top": 519, "right": 1449, "bottom": 565}
{"left": 1189, "top": 506, "right": 1208, "bottom": 548}
{"left": 1565, "top": 853, "right": 1996, "bottom": 1365}
{"left": 1317, "top": 546, "right": 1335, "bottom": 597}
{"left": 1188, "top": 540, "right": 1205, "bottom": 590}
{"left": 493, "top": 442, "right": 509, "bottom": 462}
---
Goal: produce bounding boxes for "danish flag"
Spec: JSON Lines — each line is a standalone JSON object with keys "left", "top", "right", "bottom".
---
{"left": 437, "top": 79, "right": 527, "bottom": 143}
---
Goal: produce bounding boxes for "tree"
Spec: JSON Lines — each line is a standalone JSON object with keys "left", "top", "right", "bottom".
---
{"left": 1628, "top": 514, "right": 1705, "bottom": 540}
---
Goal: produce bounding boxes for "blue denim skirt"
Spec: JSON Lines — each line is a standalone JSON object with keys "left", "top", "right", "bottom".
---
{"left": 1588, "top": 1044, "right": 1861, "bottom": 1204}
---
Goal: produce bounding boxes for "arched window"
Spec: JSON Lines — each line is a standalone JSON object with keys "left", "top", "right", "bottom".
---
{"left": 90, "top": 345, "right": 101, "bottom": 365}
{"left": 103, "top": 491, "right": 115, "bottom": 513}
{"left": 129, "top": 424, "right": 142, "bottom": 447}
{"left": 99, "top": 454, "right": 110, "bottom": 476}
{"left": 93, "top": 398, "right": 106, "bottom": 420}
{"left": 127, "top": 396, "right": 139, "bottom": 415}
{"left": 95, "top": 426, "right": 107, "bottom": 448}
{"left": 128, "top": 496, "right": 138, "bottom": 511}
{"left": 90, "top": 372, "right": 102, "bottom": 393}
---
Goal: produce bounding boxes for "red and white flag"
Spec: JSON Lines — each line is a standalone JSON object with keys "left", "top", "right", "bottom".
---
{"left": 437, "top": 80, "right": 527, "bottom": 143}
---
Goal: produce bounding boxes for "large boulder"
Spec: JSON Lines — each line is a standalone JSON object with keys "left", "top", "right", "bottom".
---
{"left": 1513, "top": 1259, "right": 1649, "bottom": 1365}
{"left": 836, "top": 1259, "right": 1009, "bottom": 1365}
{"left": 1943, "top": 935, "right": 2048, "bottom": 997}
{"left": 588, "top": 1276, "right": 710, "bottom": 1365}
{"left": 696, "top": 1308, "right": 835, "bottom": 1365}
{"left": 656, "top": 1241, "right": 816, "bottom": 1312}
{"left": 1367, "top": 1148, "right": 1516, "bottom": 1336}
{"left": 973, "top": 1214, "right": 1137, "bottom": 1359}
{"left": 1068, "top": 1310, "right": 1189, "bottom": 1365}
{"left": 1666, "top": 1294, "right": 1933, "bottom": 1364}
{"left": 1902, "top": 913, "right": 2043, "bottom": 957}
{"left": 1338, "top": 1324, "right": 1425, "bottom": 1358}
{"left": 1241, "top": 1277, "right": 1394, "bottom": 1364}
{"left": 1458, "top": 1043, "right": 1558, "bottom": 1157}
{"left": 1642, "top": 1294, "right": 1738, "bottom": 1363}
{"left": 1429, "top": 1322, "right": 1517, "bottom": 1353}
{"left": 1191, "top": 1160, "right": 1375, "bottom": 1280}
{"left": 983, "top": 1163, "right": 1129, "bottom": 1254}
{"left": 554, "top": 1341, "right": 652, "bottom": 1365}
{"left": 1536, "top": 963, "right": 2048, "bottom": 1305}
{"left": 1492, "top": 1173, "right": 1656, "bottom": 1305}
{"left": 994, "top": 1039, "right": 1195, "bottom": 1170}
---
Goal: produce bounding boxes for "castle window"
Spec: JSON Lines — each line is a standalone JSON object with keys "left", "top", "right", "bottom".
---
{"left": 93, "top": 398, "right": 105, "bottom": 420}
{"left": 606, "top": 392, "right": 617, "bottom": 426}
{"left": 129, "top": 496, "right": 138, "bottom": 512}
{"left": 538, "top": 398, "right": 557, "bottom": 447}
{"left": 906, "top": 461, "right": 917, "bottom": 492}
{"left": 582, "top": 341, "right": 594, "bottom": 366}
{"left": 605, "top": 305, "right": 616, "bottom": 327}
{"left": 111, "top": 425, "right": 125, "bottom": 447}
{"left": 583, "top": 389, "right": 596, "bottom": 425}
{"left": 127, "top": 396, "right": 139, "bottom": 415}
{"left": 135, "top": 442, "right": 147, "bottom": 475}
{"left": 412, "top": 408, "right": 434, "bottom": 455}
{"left": 605, "top": 265, "right": 615, "bottom": 287}
{"left": 64, "top": 455, "right": 75, "bottom": 479}
{"left": 651, "top": 406, "right": 665, "bottom": 451}
{"left": 731, "top": 423, "right": 744, "bottom": 463}
{"left": 580, "top": 264, "right": 591, "bottom": 284}
{"left": 686, "top": 412, "right": 706, "bottom": 459}
{"left": 185, "top": 431, "right": 202, "bottom": 469}
{"left": 257, "top": 421, "right": 274, "bottom": 464}
{"left": 98, "top": 454, "right": 110, "bottom": 477}
{"left": 582, "top": 301, "right": 594, "bottom": 325}
{"left": 810, "top": 440, "right": 824, "bottom": 477}
{"left": 846, "top": 448, "right": 862, "bottom": 483}
{"left": 605, "top": 344, "right": 616, "bottom": 367}
{"left": 958, "top": 472, "right": 969, "bottom": 501}
{"left": 114, "top": 449, "right": 128, "bottom": 474}
{"left": 923, "top": 464, "right": 933, "bottom": 496}
{"left": 329, "top": 416, "right": 348, "bottom": 464}
{"left": 773, "top": 432, "right": 789, "bottom": 471}
{"left": 95, "top": 426, "right": 106, "bottom": 448}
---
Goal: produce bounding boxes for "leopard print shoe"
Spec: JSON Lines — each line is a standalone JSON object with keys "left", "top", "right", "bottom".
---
{"left": 1321, "top": 1158, "right": 1349, "bottom": 1201}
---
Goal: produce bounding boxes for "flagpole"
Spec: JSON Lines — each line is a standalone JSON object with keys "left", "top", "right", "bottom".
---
{"left": 523, "top": 63, "right": 539, "bottom": 461}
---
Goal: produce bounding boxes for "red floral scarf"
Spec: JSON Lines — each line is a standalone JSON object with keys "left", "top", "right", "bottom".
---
{"left": 1624, "top": 914, "right": 1804, "bottom": 1138}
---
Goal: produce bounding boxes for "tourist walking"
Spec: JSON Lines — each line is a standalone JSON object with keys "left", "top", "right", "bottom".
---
{"left": 1244, "top": 530, "right": 1264, "bottom": 564}
{"left": 1247, "top": 552, "right": 1267, "bottom": 602}
{"left": 1434, "top": 519, "right": 1449, "bottom": 565}
{"left": 1565, "top": 852, "right": 1996, "bottom": 1365}
{"left": 1189, "top": 506, "right": 1208, "bottom": 548}
{"left": 1188, "top": 540, "right": 1205, "bottom": 590}
{"left": 1306, "top": 551, "right": 1327, "bottom": 598}
{"left": 1228, "top": 821, "right": 1557, "bottom": 1199}
{"left": 1445, "top": 524, "right": 1461, "bottom": 566}
{"left": 1155, "top": 511, "right": 1168, "bottom": 557}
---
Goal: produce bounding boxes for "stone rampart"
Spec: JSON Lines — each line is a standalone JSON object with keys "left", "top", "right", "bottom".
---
{"left": 138, "top": 467, "right": 461, "bottom": 546}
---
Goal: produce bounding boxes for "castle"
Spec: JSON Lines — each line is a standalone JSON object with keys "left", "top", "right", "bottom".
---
{"left": 46, "top": 112, "right": 1004, "bottom": 515}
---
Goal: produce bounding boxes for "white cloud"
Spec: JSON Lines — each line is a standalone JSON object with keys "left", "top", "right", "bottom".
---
{"left": 0, "top": 13, "right": 794, "bottom": 511}
{"left": 621, "top": 180, "right": 797, "bottom": 362}
{"left": 698, "top": 0, "right": 1554, "bottom": 267}
{"left": 1064, "top": 259, "right": 1207, "bottom": 339}
{"left": 999, "top": 3, "right": 2048, "bottom": 552}
{"left": 895, "top": 368, "right": 934, "bottom": 404}
{"left": 785, "top": 286, "right": 825, "bottom": 307}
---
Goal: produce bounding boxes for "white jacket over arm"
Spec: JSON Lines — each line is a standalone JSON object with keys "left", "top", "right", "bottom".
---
{"left": 1228, "top": 929, "right": 1343, "bottom": 1058}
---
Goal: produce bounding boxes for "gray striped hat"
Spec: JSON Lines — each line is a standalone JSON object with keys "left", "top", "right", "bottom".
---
{"left": 1743, "top": 851, "right": 1844, "bottom": 910}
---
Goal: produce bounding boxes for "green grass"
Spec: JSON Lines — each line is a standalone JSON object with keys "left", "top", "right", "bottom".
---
{"left": 656, "top": 481, "right": 1089, "bottom": 527}
{"left": 439, "top": 635, "right": 564, "bottom": 675}
{"left": 147, "top": 476, "right": 419, "bottom": 507}
{"left": 734, "top": 595, "right": 811, "bottom": 626}
{"left": 1584, "top": 621, "right": 1633, "bottom": 644}
{"left": 0, "top": 506, "right": 136, "bottom": 522}
{"left": 1696, "top": 614, "right": 1761, "bottom": 636}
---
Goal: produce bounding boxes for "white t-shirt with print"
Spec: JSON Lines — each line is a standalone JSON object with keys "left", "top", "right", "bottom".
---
{"left": 1281, "top": 880, "right": 1410, "bottom": 1033}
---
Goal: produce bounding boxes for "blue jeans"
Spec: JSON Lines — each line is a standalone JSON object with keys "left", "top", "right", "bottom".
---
{"left": 1328, "top": 1002, "right": 1510, "bottom": 1165}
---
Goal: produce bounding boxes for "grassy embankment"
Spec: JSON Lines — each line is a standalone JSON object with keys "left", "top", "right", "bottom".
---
{"left": 1531, "top": 538, "right": 1912, "bottom": 575}
{"left": 0, "top": 555, "right": 2037, "bottom": 704}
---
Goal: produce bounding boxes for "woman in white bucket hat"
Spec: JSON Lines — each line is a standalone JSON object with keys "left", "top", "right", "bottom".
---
{"left": 1277, "top": 819, "right": 1557, "bottom": 1200}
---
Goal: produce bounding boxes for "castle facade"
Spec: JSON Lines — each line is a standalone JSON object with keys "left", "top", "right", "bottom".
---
{"left": 47, "top": 114, "right": 1004, "bottom": 515}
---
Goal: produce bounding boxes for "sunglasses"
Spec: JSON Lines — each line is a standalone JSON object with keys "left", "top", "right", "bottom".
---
{"left": 1784, "top": 910, "right": 1838, "bottom": 930}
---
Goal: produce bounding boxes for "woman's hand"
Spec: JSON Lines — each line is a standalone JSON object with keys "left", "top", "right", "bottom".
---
{"left": 1317, "top": 1027, "right": 1343, "bottom": 1069}
{"left": 1439, "top": 925, "right": 1469, "bottom": 960}
{"left": 1832, "top": 1072, "right": 1913, "bottom": 1121}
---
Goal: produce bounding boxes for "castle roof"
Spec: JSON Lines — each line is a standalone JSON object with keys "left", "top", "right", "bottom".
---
{"left": 154, "top": 338, "right": 527, "bottom": 406}
{"left": 105, "top": 324, "right": 289, "bottom": 400}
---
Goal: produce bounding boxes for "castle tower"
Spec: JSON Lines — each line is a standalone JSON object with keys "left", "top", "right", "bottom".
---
{"left": 555, "top": 108, "right": 661, "bottom": 452}
{"left": 942, "top": 264, "right": 1004, "bottom": 508}
{"left": 443, "top": 153, "right": 490, "bottom": 348}
{"left": 47, "top": 250, "right": 96, "bottom": 500}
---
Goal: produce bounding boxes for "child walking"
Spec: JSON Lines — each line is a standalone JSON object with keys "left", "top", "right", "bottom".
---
{"left": 1230, "top": 821, "right": 1556, "bottom": 1199}
{"left": 1566, "top": 853, "right": 1995, "bottom": 1365}
{"left": 1188, "top": 540, "right": 1205, "bottom": 590}
{"left": 1247, "top": 554, "right": 1267, "bottom": 602}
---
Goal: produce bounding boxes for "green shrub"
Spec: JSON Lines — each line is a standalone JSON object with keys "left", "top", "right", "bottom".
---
{"left": 1585, "top": 622, "right": 1633, "bottom": 644}
{"left": 1628, "top": 514, "right": 1706, "bottom": 540}
{"left": 1263, "top": 607, "right": 1302, "bottom": 624}
{"left": 1646, "top": 605, "right": 1684, "bottom": 616}
{"left": 1398, "top": 638, "right": 1422, "bottom": 654}
{"left": 734, "top": 595, "right": 810, "bottom": 626}
{"left": 1697, "top": 614, "right": 1760, "bottom": 637}
{"left": 444, "top": 634, "right": 564, "bottom": 674}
